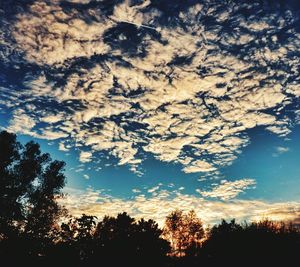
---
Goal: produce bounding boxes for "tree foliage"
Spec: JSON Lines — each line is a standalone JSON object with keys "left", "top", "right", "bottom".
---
{"left": 0, "top": 131, "right": 66, "bottom": 235}
{"left": 0, "top": 131, "right": 66, "bottom": 265}
{"left": 163, "top": 209, "right": 205, "bottom": 256}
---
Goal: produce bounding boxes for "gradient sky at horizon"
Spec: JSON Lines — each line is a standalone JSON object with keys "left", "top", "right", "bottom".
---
{"left": 0, "top": 0, "right": 300, "bottom": 225}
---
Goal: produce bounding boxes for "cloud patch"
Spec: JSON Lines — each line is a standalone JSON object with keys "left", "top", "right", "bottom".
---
{"left": 79, "top": 151, "right": 93, "bottom": 163}
{"left": 196, "top": 179, "right": 257, "bottom": 200}
{"left": 62, "top": 187, "right": 300, "bottom": 226}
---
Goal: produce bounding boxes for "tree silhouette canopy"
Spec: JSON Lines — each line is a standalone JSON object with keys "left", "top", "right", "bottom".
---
{"left": 0, "top": 130, "right": 66, "bottom": 265}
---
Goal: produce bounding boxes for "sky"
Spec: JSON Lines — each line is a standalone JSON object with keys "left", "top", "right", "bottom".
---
{"left": 0, "top": 0, "right": 300, "bottom": 226}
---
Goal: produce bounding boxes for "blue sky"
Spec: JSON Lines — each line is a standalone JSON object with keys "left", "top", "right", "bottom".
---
{"left": 0, "top": 0, "right": 300, "bottom": 224}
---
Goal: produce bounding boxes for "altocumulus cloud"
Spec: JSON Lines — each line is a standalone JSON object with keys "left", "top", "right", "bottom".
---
{"left": 0, "top": 0, "right": 300, "bottom": 176}
{"left": 61, "top": 186, "right": 300, "bottom": 226}
{"left": 79, "top": 151, "right": 93, "bottom": 163}
{"left": 196, "top": 178, "right": 256, "bottom": 201}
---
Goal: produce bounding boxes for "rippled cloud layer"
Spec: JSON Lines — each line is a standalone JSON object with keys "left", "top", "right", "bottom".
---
{"left": 62, "top": 186, "right": 300, "bottom": 226}
{"left": 1, "top": 0, "right": 300, "bottom": 178}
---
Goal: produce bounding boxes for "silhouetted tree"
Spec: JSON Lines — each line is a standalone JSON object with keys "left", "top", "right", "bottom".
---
{"left": 0, "top": 131, "right": 66, "bottom": 265}
{"left": 92, "top": 212, "right": 169, "bottom": 266}
{"left": 134, "top": 218, "right": 170, "bottom": 264}
{"left": 201, "top": 219, "right": 300, "bottom": 266}
{"left": 94, "top": 212, "right": 135, "bottom": 260}
{"left": 164, "top": 210, "right": 204, "bottom": 257}
{"left": 49, "top": 214, "right": 97, "bottom": 266}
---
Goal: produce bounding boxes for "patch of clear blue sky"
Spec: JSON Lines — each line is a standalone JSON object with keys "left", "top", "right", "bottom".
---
{"left": 223, "top": 125, "right": 300, "bottom": 202}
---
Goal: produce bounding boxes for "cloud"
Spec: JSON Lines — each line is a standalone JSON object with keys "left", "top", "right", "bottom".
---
{"left": 41, "top": 114, "right": 64, "bottom": 124}
{"left": 132, "top": 188, "right": 141, "bottom": 193}
{"left": 10, "top": 1, "right": 112, "bottom": 65}
{"left": 182, "top": 160, "right": 216, "bottom": 173}
{"left": 148, "top": 186, "right": 160, "bottom": 193}
{"left": 7, "top": 111, "right": 36, "bottom": 136}
{"left": 0, "top": 0, "right": 300, "bottom": 175}
{"left": 61, "top": 187, "right": 300, "bottom": 226}
{"left": 59, "top": 142, "right": 69, "bottom": 152}
{"left": 83, "top": 174, "right": 90, "bottom": 180}
{"left": 276, "top": 146, "right": 290, "bottom": 154}
{"left": 272, "top": 146, "right": 290, "bottom": 157}
{"left": 39, "top": 129, "right": 69, "bottom": 140}
{"left": 196, "top": 179, "right": 257, "bottom": 200}
{"left": 79, "top": 151, "right": 93, "bottom": 163}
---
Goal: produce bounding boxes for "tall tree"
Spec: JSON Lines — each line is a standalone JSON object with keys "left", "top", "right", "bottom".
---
{"left": 59, "top": 214, "right": 97, "bottom": 263}
{"left": 0, "top": 131, "right": 66, "bottom": 262}
{"left": 93, "top": 212, "right": 169, "bottom": 266}
{"left": 163, "top": 210, "right": 204, "bottom": 257}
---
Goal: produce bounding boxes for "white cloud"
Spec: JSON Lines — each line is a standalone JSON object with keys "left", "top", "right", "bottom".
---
{"left": 148, "top": 186, "right": 160, "bottom": 193}
{"left": 182, "top": 160, "right": 216, "bottom": 173}
{"left": 276, "top": 146, "right": 290, "bottom": 154}
{"left": 62, "top": 187, "right": 300, "bottom": 227}
{"left": 196, "top": 179, "right": 257, "bottom": 201}
{"left": 41, "top": 114, "right": 64, "bottom": 124}
{"left": 272, "top": 146, "right": 290, "bottom": 157}
{"left": 8, "top": 111, "right": 36, "bottom": 136}
{"left": 79, "top": 151, "right": 93, "bottom": 163}
{"left": 59, "top": 142, "right": 69, "bottom": 152}
{"left": 40, "top": 129, "right": 69, "bottom": 140}
{"left": 132, "top": 188, "right": 141, "bottom": 193}
{"left": 12, "top": 1, "right": 112, "bottom": 65}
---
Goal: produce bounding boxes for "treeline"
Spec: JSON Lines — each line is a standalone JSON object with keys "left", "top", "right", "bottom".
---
{"left": 1, "top": 131, "right": 300, "bottom": 266}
